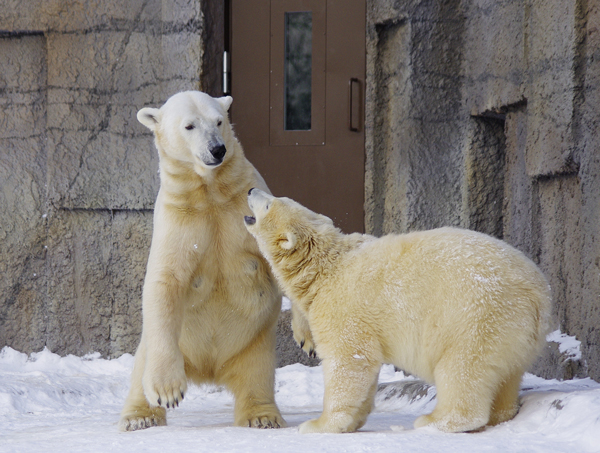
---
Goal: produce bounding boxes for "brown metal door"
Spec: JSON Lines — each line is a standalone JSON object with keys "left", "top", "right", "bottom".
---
{"left": 230, "top": 0, "right": 366, "bottom": 233}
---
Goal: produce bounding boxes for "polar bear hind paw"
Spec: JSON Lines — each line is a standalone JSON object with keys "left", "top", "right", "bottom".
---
{"left": 299, "top": 418, "right": 321, "bottom": 433}
{"left": 247, "top": 415, "right": 287, "bottom": 429}
{"left": 237, "top": 407, "right": 287, "bottom": 429}
{"left": 414, "top": 411, "right": 487, "bottom": 433}
{"left": 142, "top": 366, "right": 188, "bottom": 410}
{"left": 299, "top": 413, "right": 356, "bottom": 434}
{"left": 299, "top": 339, "right": 318, "bottom": 358}
{"left": 291, "top": 308, "right": 317, "bottom": 358}
{"left": 294, "top": 330, "right": 317, "bottom": 358}
{"left": 119, "top": 407, "right": 167, "bottom": 432}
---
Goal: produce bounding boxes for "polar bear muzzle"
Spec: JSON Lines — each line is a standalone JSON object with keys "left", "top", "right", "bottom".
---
{"left": 208, "top": 144, "right": 226, "bottom": 165}
{"left": 247, "top": 188, "right": 274, "bottom": 215}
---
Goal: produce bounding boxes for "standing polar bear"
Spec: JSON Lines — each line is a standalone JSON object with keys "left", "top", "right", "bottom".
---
{"left": 119, "top": 92, "right": 285, "bottom": 431}
{"left": 244, "top": 189, "right": 551, "bottom": 434}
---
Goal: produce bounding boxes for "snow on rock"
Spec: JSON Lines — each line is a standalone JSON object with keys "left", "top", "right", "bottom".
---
{"left": 1, "top": 348, "right": 600, "bottom": 453}
{"left": 546, "top": 330, "right": 582, "bottom": 360}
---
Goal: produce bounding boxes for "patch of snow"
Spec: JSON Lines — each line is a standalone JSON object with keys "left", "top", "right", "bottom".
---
{"left": 1, "top": 347, "right": 600, "bottom": 452}
{"left": 281, "top": 296, "right": 292, "bottom": 311}
{"left": 546, "top": 330, "right": 582, "bottom": 360}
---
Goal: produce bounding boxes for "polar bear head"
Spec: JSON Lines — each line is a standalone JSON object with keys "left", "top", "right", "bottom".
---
{"left": 137, "top": 91, "right": 234, "bottom": 175}
{"left": 244, "top": 188, "right": 335, "bottom": 259}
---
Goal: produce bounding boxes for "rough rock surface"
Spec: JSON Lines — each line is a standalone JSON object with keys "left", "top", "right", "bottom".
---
{"left": 0, "top": 0, "right": 197, "bottom": 357}
{"left": 2, "top": 0, "right": 600, "bottom": 378}
{"left": 365, "top": 0, "right": 599, "bottom": 380}
{"left": 0, "top": 0, "right": 312, "bottom": 367}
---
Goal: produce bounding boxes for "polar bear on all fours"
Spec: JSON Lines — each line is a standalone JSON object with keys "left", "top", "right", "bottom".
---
{"left": 119, "top": 92, "right": 285, "bottom": 431}
{"left": 244, "top": 188, "right": 552, "bottom": 434}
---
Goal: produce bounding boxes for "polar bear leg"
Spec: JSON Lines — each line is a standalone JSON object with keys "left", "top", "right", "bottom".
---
{"left": 414, "top": 357, "right": 494, "bottom": 433}
{"left": 353, "top": 377, "right": 379, "bottom": 431}
{"left": 221, "top": 328, "right": 286, "bottom": 428}
{"left": 299, "top": 357, "right": 380, "bottom": 433}
{"left": 488, "top": 370, "right": 522, "bottom": 426}
{"left": 119, "top": 341, "right": 167, "bottom": 431}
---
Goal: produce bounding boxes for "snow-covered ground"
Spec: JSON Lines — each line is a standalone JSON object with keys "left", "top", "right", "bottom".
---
{"left": 1, "top": 347, "right": 599, "bottom": 453}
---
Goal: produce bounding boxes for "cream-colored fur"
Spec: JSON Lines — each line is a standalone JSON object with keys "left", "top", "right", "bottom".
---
{"left": 119, "top": 92, "right": 285, "bottom": 431}
{"left": 244, "top": 189, "right": 551, "bottom": 434}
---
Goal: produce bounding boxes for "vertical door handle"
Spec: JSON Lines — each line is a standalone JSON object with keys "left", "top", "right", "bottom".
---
{"left": 223, "top": 51, "right": 230, "bottom": 95}
{"left": 348, "top": 77, "right": 360, "bottom": 132}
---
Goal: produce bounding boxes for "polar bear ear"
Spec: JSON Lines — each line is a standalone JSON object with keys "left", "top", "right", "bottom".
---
{"left": 279, "top": 232, "right": 297, "bottom": 250}
{"left": 137, "top": 107, "right": 161, "bottom": 131}
{"left": 217, "top": 96, "right": 233, "bottom": 112}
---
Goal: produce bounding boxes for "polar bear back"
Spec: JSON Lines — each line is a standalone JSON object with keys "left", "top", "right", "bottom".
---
{"left": 313, "top": 227, "right": 551, "bottom": 381}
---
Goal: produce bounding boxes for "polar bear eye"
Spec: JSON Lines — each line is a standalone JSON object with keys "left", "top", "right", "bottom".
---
{"left": 217, "top": 120, "right": 222, "bottom": 127}
{"left": 185, "top": 124, "right": 195, "bottom": 130}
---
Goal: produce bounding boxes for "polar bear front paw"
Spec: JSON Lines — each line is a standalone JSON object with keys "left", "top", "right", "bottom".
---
{"left": 142, "top": 364, "right": 188, "bottom": 409}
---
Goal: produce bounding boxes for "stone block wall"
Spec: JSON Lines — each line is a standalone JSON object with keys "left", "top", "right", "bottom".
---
{"left": 0, "top": 0, "right": 305, "bottom": 368}
{"left": 0, "top": 0, "right": 204, "bottom": 357}
{"left": 366, "top": 0, "right": 600, "bottom": 380}
{"left": 366, "top": 1, "right": 467, "bottom": 236}
{"left": 2, "top": 0, "right": 599, "bottom": 381}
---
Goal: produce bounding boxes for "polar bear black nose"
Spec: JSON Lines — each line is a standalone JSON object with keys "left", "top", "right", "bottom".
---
{"left": 211, "top": 144, "right": 226, "bottom": 161}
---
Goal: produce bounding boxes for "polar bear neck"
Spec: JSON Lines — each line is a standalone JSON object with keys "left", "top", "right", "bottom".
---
{"left": 156, "top": 139, "right": 250, "bottom": 208}
{"left": 273, "top": 232, "right": 367, "bottom": 310}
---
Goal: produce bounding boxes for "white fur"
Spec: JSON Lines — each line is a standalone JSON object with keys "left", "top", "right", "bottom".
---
{"left": 119, "top": 93, "right": 285, "bottom": 431}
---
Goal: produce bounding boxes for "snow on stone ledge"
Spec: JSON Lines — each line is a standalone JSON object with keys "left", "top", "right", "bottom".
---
{"left": 546, "top": 330, "right": 582, "bottom": 360}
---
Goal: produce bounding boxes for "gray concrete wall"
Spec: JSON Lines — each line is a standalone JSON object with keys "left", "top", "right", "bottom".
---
{"left": 2, "top": 0, "right": 599, "bottom": 381}
{"left": 365, "top": 0, "right": 600, "bottom": 380}
{"left": 0, "top": 0, "right": 203, "bottom": 357}
{"left": 0, "top": 0, "right": 312, "bottom": 369}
